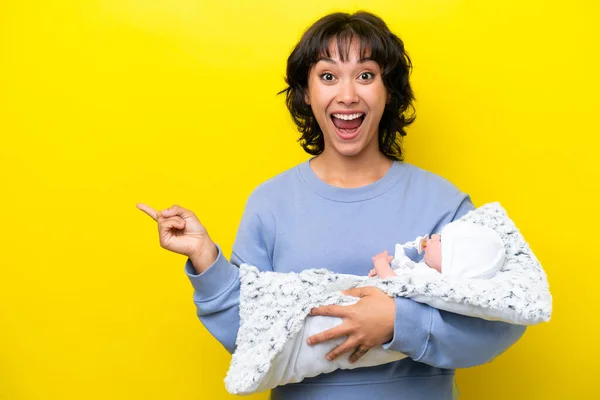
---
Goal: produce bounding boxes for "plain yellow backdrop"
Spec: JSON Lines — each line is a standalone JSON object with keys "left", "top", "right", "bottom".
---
{"left": 1, "top": 0, "right": 598, "bottom": 399}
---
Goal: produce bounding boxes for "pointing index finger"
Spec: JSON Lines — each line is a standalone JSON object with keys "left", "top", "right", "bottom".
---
{"left": 136, "top": 203, "right": 158, "bottom": 221}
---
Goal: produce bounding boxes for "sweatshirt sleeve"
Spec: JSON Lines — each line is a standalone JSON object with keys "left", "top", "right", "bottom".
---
{"left": 184, "top": 190, "right": 274, "bottom": 354}
{"left": 382, "top": 195, "right": 527, "bottom": 368}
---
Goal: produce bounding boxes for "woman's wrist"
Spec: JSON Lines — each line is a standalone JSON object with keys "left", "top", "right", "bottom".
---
{"left": 189, "top": 242, "right": 219, "bottom": 274}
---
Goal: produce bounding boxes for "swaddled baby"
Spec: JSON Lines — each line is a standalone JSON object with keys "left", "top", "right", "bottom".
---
{"left": 372, "top": 220, "right": 506, "bottom": 280}
{"left": 259, "top": 221, "right": 506, "bottom": 392}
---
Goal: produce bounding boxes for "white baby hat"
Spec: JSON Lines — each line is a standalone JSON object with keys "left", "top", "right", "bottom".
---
{"left": 440, "top": 221, "right": 505, "bottom": 279}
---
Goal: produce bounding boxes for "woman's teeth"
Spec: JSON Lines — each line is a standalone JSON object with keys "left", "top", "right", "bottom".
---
{"left": 331, "top": 113, "right": 364, "bottom": 120}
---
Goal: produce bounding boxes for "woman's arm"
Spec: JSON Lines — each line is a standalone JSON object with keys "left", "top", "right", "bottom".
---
{"left": 382, "top": 297, "right": 526, "bottom": 368}
{"left": 185, "top": 190, "right": 275, "bottom": 353}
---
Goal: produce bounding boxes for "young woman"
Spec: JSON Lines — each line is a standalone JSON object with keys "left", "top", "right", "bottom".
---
{"left": 138, "top": 11, "right": 525, "bottom": 399}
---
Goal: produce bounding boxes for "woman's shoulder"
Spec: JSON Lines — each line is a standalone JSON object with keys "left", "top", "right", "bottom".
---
{"left": 242, "top": 162, "right": 305, "bottom": 210}
{"left": 397, "top": 162, "right": 473, "bottom": 226}
{"left": 252, "top": 163, "right": 302, "bottom": 194}
{"left": 399, "top": 161, "right": 465, "bottom": 196}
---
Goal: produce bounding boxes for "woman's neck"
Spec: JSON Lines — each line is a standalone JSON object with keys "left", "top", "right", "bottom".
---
{"left": 310, "top": 150, "right": 394, "bottom": 188}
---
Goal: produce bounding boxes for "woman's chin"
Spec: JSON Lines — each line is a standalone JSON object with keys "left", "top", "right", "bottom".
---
{"left": 329, "top": 141, "right": 370, "bottom": 158}
{"left": 322, "top": 124, "right": 380, "bottom": 158}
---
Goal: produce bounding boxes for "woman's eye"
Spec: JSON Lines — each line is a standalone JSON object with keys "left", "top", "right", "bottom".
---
{"left": 360, "top": 72, "right": 374, "bottom": 80}
{"left": 321, "top": 73, "right": 334, "bottom": 81}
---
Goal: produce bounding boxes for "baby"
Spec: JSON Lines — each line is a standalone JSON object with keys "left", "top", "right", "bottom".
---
{"left": 370, "top": 220, "right": 506, "bottom": 280}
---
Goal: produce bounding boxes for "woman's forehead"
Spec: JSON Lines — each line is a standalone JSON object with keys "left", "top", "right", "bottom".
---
{"left": 318, "top": 35, "right": 373, "bottom": 62}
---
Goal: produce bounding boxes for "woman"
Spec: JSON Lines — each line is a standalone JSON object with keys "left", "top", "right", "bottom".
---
{"left": 138, "top": 11, "right": 525, "bottom": 399}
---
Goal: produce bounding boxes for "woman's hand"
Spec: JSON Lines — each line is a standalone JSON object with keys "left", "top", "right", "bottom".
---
{"left": 307, "top": 287, "right": 395, "bottom": 363}
{"left": 136, "top": 203, "right": 218, "bottom": 274}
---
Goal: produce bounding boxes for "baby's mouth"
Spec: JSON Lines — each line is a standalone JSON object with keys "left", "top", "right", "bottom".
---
{"left": 418, "top": 234, "right": 430, "bottom": 254}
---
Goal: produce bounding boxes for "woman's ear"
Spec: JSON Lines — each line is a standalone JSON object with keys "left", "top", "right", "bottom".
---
{"left": 304, "top": 90, "right": 311, "bottom": 105}
{"left": 386, "top": 92, "right": 391, "bottom": 104}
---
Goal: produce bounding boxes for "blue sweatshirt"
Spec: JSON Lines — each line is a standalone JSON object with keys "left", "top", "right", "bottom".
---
{"left": 185, "top": 160, "right": 526, "bottom": 399}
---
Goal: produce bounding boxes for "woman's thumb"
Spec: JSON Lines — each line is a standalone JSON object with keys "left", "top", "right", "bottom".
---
{"left": 342, "top": 287, "right": 366, "bottom": 298}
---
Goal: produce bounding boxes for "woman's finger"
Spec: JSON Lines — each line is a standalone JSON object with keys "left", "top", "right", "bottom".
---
{"left": 162, "top": 216, "right": 186, "bottom": 230}
{"left": 342, "top": 287, "right": 375, "bottom": 298}
{"left": 309, "top": 304, "right": 351, "bottom": 317}
{"left": 162, "top": 204, "right": 196, "bottom": 219}
{"left": 349, "top": 345, "right": 371, "bottom": 363}
{"left": 306, "top": 324, "right": 349, "bottom": 346}
{"left": 158, "top": 217, "right": 186, "bottom": 246}
{"left": 136, "top": 203, "right": 158, "bottom": 221}
{"left": 160, "top": 216, "right": 186, "bottom": 232}
{"left": 325, "top": 338, "right": 358, "bottom": 361}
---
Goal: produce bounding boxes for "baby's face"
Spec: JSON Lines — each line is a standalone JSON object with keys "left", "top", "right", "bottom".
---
{"left": 423, "top": 234, "right": 442, "bottom": 273}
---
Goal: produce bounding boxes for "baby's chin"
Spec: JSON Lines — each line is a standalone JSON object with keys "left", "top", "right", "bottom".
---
{"left": 423, "top": 255, "right": 442, "bottom": 273}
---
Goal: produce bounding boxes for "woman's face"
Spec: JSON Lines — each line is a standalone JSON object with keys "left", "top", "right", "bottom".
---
{"left": 305, "top": 40, "right": 388, "bottom": 159}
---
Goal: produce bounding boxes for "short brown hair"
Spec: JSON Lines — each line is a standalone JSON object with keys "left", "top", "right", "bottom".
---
{"left": 280, "top": 11, "right": 415, "bottom": 161}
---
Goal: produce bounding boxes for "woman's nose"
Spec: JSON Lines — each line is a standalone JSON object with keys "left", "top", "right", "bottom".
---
{"left": 337, "top": 80, "right": 359, "bottom": 105}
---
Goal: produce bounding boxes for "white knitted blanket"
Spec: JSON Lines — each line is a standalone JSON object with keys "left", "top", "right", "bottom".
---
{"left": 224, "top": 202, "right": 552, "bottom": 394}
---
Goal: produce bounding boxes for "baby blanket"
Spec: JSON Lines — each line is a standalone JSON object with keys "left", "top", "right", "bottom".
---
{"left": 224, "top": 202, "right": 552, "bottom": 395}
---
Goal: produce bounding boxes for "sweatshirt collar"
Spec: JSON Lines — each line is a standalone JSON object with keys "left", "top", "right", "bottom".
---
{"left": 297, "top": 158, "right": 408, "bottom": 203}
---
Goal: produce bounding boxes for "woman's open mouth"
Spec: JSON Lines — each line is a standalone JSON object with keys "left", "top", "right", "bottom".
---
{"left": 331, "top": 112, "right": 365, "bottom": 140}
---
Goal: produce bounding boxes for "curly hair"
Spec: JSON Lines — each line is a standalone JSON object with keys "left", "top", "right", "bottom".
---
{"left": 279, "top": 11, "right": 415, "bottom": 161}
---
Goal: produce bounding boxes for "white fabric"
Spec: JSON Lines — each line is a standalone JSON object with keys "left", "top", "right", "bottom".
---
{"left": 403, "top": 234, "right": 429, "bottom": 254}
{"left": 224, "top": 202, "right": 552, "bottom": 395}
{"left": 261, "top": 298, "right": 406, "bottom": 394}
{"left": 440, "top": 221, "right": 505, "bottom": 279}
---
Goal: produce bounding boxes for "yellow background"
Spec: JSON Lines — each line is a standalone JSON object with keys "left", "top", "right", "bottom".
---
{"left": 1, "top": 0, "right": 598, "bottom": 399}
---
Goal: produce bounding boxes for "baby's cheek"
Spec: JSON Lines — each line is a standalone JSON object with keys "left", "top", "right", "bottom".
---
{"left": 425, "top": 246, "right": 443, "bottom": 272}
